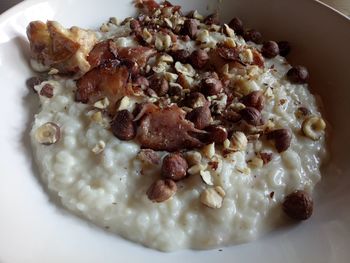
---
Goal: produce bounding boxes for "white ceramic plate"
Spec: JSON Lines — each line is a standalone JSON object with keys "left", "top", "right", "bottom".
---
{"left": 1, "top": 0, "right": 350, "bottom": 262}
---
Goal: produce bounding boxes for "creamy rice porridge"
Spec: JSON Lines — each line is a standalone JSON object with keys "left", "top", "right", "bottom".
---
{"left": 27, "top": 0, "right": 327, "bottom": 251}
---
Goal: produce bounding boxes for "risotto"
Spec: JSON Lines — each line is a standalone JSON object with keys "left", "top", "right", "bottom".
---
{"left": 27, "top": 0, "right": 326, "bottom": 251}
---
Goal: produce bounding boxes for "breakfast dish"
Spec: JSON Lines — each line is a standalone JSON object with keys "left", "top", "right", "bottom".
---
{"left": 27, "top": 0, "right": 327, "bottom": 251}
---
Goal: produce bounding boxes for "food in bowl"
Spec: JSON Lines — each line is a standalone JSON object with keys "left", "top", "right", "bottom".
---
{"left": 27, "top": 0, "right": 327, "bottom": 251}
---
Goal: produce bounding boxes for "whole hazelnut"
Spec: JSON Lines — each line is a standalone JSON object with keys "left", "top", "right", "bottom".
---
{"left": 186, "top": 106, "right": 212, "bottom": 129}
{"left": 261, "top": 41, "right": 280, "bottom": 58}
{"left": 243, "top": 29, "right": 263, "bottom": 44}
{"left": 267, "top": 128, "right": 292, "bottom": 153}
{"left": 201, "top": 78, "right": 223, "bottom": 96}
{"left": 287, "top": 66, "right": 309, "bottom": 84}
{"left": 182, "top": 92, "right": 208, "bottom": 108}
{"left": 205, "top": 125, "right": 228, "bottom": 144}
{"left": 111, "top": 110, "right": 136, "bottom": 141}
{"left": 161, "top": 153, "right": 189, "bottom": 181}
{"left": 240, "top": 107, "right": 262, "bottom": 126}
{"left": 149, "top": 76, "right": 169, "bottom": 96}
{"left": 240, "top": 91, "right": 265, "bottom": 111}
{"left": 190, "top": 49, "right": 209, "bottom": 69}
{"left": 181, "top": 19, "right": 198, "bottom": 39}
{"left": 147, "top": 179, "right": 177, "bottom": 203}
{"left": 282, "top": 190, "right": 313, "bottom": 220}
{"left": 170, "top": 49, "right": 191, "bottom": 63}
{"left": 228, "top": 17, "right": 244, "bottom": 35}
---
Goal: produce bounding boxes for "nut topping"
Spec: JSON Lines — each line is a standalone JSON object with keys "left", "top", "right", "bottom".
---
{"left": 267, "top": 129, "right": 292, "bottom": 153}
{"left": 200, "top": 186, "right": 225, "bottom": 209}
{"left": 170, "top": 49, "right": 190, "bottom": 63}
{"left": 111, "top": 110, "right": 136, "bottom": 141}
{"left": 231, "top": 131, "right": 248, "bottom": 151}
{"left": 181, "top": 19, "right": 198, "bottom": 39}
{"left": 35, "top": 122, "right": 61, "bottom": 145}
{"left": 186, "top": 106, "right": 211, "bottom": 129}
{"left": 182, "top": 92, "right": 208, "bottom": 108}
{"left": 302, "top": 116, "right": 326, "bottom": 140}
{"left": 138, "top": 149, "right": 160, "bottom": 165}
{"left": 243, "top": 29, "right": 262, "bottom": 44}
{"left": 239, "top": 107, "right": 262, "bottom": 126}
{"left": 147, "top": 179, "right": 177, "bottom": 203}
{"left": 287, "top": 66, "right": 309, "bottom": 84}
{"left": 205, "top": 125, "right": 228, "bottom": 144}
{"left": 217, "top": 46, "right": 239, "bottom": 61}
{"left": 228, "top": 17, "right": 244, "bottom": 35}
{"left": 261, "top": 41, "right": 279, "bottom": 58}
{"left": 201, "top": 77, "right": 223, "bottom": 96}
{"left": 39, "top": 84, "right": 54, "bottom": 98}
{"left": 161, "top": 153, "right": 188, "bottom": 181}
{"left": 282, "top": 190, "right": 313, "bottom": 220}
{"left": 240, "top": 91, "right": 265, "bottom": 111}
{"left": 149, "top": 76, "right": 169, "bottom": 96}
{"left": 200, "top": 170, "right": 214, "bottom": 185}
{"left": 190, "top": 49, "right": 209, "bottom": 69}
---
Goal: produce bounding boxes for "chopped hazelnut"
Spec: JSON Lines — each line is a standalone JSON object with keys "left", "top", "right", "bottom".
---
{"left": 35, "top": 122, "right": 61, "bottom": 145}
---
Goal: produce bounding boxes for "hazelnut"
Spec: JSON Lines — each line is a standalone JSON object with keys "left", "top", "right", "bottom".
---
{"left": 203, "top": 13, "right": 220, "bottom": 25}
{"left": 282, "top": 190, "right": 313, "bottom": 220}
{"left": 182, "top": 92, "right": 208, "bottom": 108}
{"left": 170, "top": 49, "right": 191, "bottom": 63}
{"left": 181, "top": 19, "right": 198, "bottom": 39}
{"left": 217, "top": 46, "right": 239, "bottom": 61}
{"left": 228, "top": 17, "right": 244, "bottom": 35}
{"left": 93, "top": 97, "right": 110, "bottom": 109}
{"left": 149, "top": 76, "right": 169, "bottom": 96}
{"left": 243, "top": 29, "right": 263, "bottom": 44}
{"left": 35, "top": 122, "right": 61, "bottom": 145}
{"left": 190, "top": 49, "right": 209, "bottom": 69}
{"left": 200, "top": 186, "right": 225, "bottom": 209}
{"left": 186, "top": 106, "right": 212, "bottom": 129}
{"left": 231, "top": 131, "right": 248, "bottom": 151}
{"left": 287, "top": 66, "right": 309, "bottom": 84}
{"left": 240, "top": 91, "right": 265, "bottom": 111}
{"left": 261, "top": 41, "right": 279, "bottom": 58}
{"left": 223, "top": 109, "right": 242, "bottom": 123}
{"left": 201, "top": 78, "right": 223, "bottom": 96}
{"left": 267, "top": 129, "right": 292, "bottom": 153}
{"left": 302, "top": 116, "right": 326, "bottom": 140}
{"left": 295, "top": 106, "right": 311, "bottom": 119}
{"left": 39, "top": 84, "right": 54, "bottom": 98}
{"left": 111, "top": 110, "right": 136, "bottom": 141}
{"left": 130, "top": 19, "right": 141, "bottom": 33}
{"left": 259, "top": 152, "right": 273, "bottom": 165}
{"left": 161, "top": 153, "right": 189, "bottom": 181}
{"left": 133, "top": 76, "right": 149, "bottom": 89}
{"left": 92, "top": 140, "right": 106, "bottom": 154}
{"left": 205, "top": 125, "right": 228, "bottom": 144}
{"left": 200, "top": 170, "right": 214, "bottom": 185}
{"left": 239, "top": 107, "right": 262, "bottom": 126}
{"left": 147, "top": 179, "right": 177, "bottom": 203}
{"left": 138, "top": 149, "right": 160, "bottom": 165}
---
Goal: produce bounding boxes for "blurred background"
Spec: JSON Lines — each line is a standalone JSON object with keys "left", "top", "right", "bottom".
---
{"left": 1, "top": 0, "right": 349, "bottom": 16}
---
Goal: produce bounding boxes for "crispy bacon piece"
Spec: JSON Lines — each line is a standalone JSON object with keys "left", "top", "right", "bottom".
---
{"left": 87, "top": 40, "right": 115, "bottom": 69}
{"left": 110, "top": 42, "right": 156, "bottom": 68}
{"left": 27, "top": 21, "right": 96, "bottom": 75}
{"left": 137, "top": 105, "right": 205, "bottom": 152}
{"left": 75, "top": 61, "right": 130, "bottom": 109}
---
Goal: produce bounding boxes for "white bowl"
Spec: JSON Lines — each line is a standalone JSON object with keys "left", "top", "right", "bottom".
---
{"left": 0, "top": 0, "right": 349, "bottom": 262}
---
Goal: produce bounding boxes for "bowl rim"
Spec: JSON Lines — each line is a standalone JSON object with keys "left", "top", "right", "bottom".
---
{"left": 0, "top": 0, "right": 349, "bottom": 26}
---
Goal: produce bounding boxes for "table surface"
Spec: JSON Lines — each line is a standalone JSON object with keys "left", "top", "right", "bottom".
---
{"left": 0, "top": 0, "right": 350, "bottom": 16}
